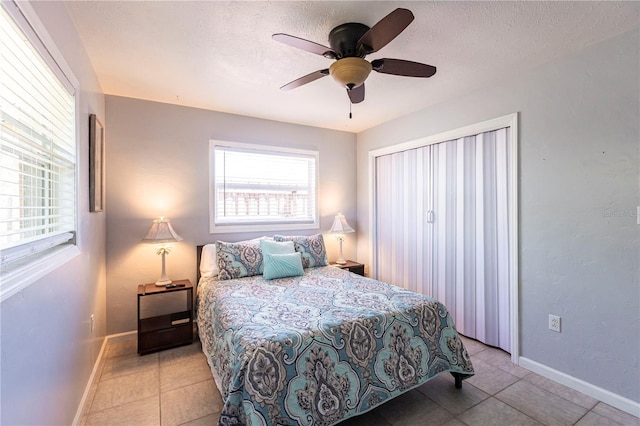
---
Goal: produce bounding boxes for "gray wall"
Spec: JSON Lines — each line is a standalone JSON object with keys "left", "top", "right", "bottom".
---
{"left": 356, "top": 29, "right": 639, "bottom": 402}
{"left": 0, "top": 1, "right": 107, "bottom": 425}
{"left": 105, "top": 96, "right": 357, "bottom": 334}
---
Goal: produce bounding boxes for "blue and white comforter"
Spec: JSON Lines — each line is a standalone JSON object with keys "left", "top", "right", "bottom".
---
{"left": 197, "top": 266, "right": 474, "bottom": 426}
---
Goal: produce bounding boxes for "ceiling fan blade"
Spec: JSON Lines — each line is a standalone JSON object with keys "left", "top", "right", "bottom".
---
{"left": 371, "top": 58, "right": 437, "bottom": 77}
{"left": 280, "top": 69, "right": 330, "bottom": 91}
{"left": 347, "top": 83, "right": 365, "bottom": 104}
{"left": 272, "top": 33, "right": 337, "bottom": 58}
{"left": 357, "top": 8, "right": 414, "bottom": 54}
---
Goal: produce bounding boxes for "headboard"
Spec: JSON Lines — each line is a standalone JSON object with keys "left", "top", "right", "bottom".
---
{"left": 196, "top": 245, "right": 204, "bottom": 283}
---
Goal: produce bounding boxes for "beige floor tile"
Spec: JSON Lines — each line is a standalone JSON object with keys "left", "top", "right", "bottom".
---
{"left": 85, "top": 396, "right": 159, "bottom": 426}
{"left": 90, "top": 369, "right": 159, "bottom": 413}
{"left": 592, "top": 402, "right": 640, "bottom": 425}
{"left": 459, "top": 335, "right": 489, "bottom": 356}
{"left": 575, "top": 411, "right": 625, "bottom": 426}
{"left": 101, "top": 352, "right": 159, "bottom": 381}
{"left": 159, "top": 341, "right": 204, "bottom": 365}
{"left": 107, "top": 338, "right": 138, "bottom": 358}
{"left": 160, "top": 351, "right": 212, "bottom": 393}
{"left": 211, "top": 377, "right": 223, "bottom": 404}
{"left": 339, "top": 410, "right": 392, "bottom": 425}
{"left": 472, "top": 346, "right": 530, "bottom": 378}
{"left": 457, "top": 397, "right": 542, "bottom": 426}
{"left": 523, "top": 373, "right": 598, "bottom": 410}
{"left": 417, "top": 373, "right": 489, "bottom": 415}
{"left": 160, "top": 379, "right": 222, "bottom": 426}
{"left": 465, "top": 358, "right": 520, "bottom": 395}
{"left": 496, "top": 380, "right": 588, "bottom": 426}
{"left": 376, "top": 389, "right": 453, "bottom": 425}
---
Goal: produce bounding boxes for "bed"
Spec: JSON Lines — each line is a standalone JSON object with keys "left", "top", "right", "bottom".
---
{"left": 196, "top": 235, "right": 474, "bottom": 425}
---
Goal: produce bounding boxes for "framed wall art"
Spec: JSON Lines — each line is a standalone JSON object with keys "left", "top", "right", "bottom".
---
{"left": 89, "top": 114, "right": 105, "bottom": 212}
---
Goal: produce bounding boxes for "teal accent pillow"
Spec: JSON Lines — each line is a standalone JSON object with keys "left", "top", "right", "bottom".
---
{"left": 263, "top": 252, "right": 304, "bottom": 280}
{"left": 260, "top": 239, "right": 295, "bottom": 256}
{"left": 273, "top": 234, "right": 328, "bottom": 268}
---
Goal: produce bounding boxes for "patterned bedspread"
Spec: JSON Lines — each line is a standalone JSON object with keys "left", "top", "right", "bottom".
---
{"left": 197, "top": 266, "right": 474, "bottom": 426}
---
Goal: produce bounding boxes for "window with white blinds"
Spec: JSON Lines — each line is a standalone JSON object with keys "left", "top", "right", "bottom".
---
{"left": 0, "top": 4, "right": 77, "bottom": 288}
{"left": 209, "top": 141, "right": 319, "bottom": 233}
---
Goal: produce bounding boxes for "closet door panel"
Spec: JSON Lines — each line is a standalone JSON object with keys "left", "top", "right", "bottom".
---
{"left": 374, "top": 155, "right": 393, "bottom": 284}
{"left": 375, "top": 149, "right": 427, "bottom": 291}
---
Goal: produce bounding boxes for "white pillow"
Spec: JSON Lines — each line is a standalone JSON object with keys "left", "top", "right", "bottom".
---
{"left": 199, "top": 244, "right": 218, "bottom": 278}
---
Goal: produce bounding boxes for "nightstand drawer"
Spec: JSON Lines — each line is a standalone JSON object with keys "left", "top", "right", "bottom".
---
{"left": 139, "top": 323, "right": 192, "bottom": 353}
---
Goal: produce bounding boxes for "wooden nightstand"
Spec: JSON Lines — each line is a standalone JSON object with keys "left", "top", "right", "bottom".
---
{"left": 331, "top": 260, "right": 365, "bottom": 276}
{"left": 137, "top": 279, "right": 193, "bottom": 355}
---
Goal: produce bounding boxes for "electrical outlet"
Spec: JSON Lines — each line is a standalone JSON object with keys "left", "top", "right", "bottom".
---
{"left": 90, "top": 314, "right": 94, "bottom": 335}
{"left": 549, "top": 314, "right": 561, "bottom": 332}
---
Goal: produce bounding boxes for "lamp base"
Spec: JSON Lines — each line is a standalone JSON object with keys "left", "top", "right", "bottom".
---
{"left": 335, "top": 237, "right": 347, "bottom": 265}
{"left": 155, "top": 250, "right": 172, "bottom": 286}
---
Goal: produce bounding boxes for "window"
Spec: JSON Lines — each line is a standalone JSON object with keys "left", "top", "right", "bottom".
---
{"left": 0, "top": 3, "right": 79, "bottom": 301}
{"left": 210, "top": 140, "right": 319, "bottom": 233}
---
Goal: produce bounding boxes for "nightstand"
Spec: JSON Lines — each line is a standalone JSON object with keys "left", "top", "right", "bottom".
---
{"left": 331, "top": 260, "right": 365, "bottom": 276}
{"left": 137, "top": 279, "right": 193, "bottom": 355}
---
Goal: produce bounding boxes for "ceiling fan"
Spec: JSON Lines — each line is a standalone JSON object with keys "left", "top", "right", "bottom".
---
{"left": 272, "top": 8, "right": 436, "bottom": 105}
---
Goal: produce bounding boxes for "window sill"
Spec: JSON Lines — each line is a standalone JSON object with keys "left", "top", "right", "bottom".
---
{"left": 0, "top": 244, "right": 80, "bottom": 302}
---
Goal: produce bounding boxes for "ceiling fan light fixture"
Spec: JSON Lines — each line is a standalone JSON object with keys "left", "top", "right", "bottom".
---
{"left": 329, "top": 57, "right": 372, "bottom": 89}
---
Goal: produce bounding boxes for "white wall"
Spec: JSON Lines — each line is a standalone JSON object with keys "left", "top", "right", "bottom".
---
{"left": 356, "top": 29, "right": 639, "bottom": 404}
{"left": 105, "top": 96, "right": 357, "bottom": 334}
{"left": 0, "top": 1, "right": 107, "bottom": 424}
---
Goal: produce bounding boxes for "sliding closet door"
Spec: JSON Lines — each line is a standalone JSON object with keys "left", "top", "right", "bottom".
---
{"left": 374, "top": 127, "right": 511, "bottom": 352}
{"left": 374, "top": 146, "right": 433, "bottom": 296}
{"left": 430, "top": 128, "right": 511, "bottom": 351}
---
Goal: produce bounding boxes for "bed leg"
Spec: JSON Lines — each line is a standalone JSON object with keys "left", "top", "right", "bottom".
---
{"left": 451, "top": 372, "right": 463, "bottom": 389}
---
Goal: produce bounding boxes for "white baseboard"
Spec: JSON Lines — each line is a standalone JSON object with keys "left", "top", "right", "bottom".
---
{"left": 71, "top": 330, "right": 137, "bottom": 425}
{"left": 106, "top": 330, "right": 137, "bottom": 343}
{"left": 519, "top": 357, "right": 640, "bottom": 418}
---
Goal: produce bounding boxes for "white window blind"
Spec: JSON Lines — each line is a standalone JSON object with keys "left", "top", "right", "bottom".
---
{"left": 0, "top": 5, "right": 77, "bottom": 271}
{"left": 210, "top": 141, "right": 319, "bottom": 233}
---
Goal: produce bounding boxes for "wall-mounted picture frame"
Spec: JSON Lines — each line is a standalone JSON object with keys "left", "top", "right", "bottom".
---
{"left": 89, "top": 114, "right": 105, "bottom": 212}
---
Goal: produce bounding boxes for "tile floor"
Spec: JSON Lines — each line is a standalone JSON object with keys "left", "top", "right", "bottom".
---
{"left": 80, "top": 335, "right": 639, "bottom": 426}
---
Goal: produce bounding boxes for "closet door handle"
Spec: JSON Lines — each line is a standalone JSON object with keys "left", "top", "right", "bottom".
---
{"left": 426, "top": 210, "right": 434, "bottom": 223}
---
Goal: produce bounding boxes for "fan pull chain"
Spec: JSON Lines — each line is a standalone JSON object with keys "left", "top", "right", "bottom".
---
{"left": 349, "top": 100, "right": 352, "bottom": 119}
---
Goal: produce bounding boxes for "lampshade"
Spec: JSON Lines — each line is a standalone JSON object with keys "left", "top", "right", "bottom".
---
{"left": 142, "top": 217, "right": 183, "bottom": 244}
{"left": 329, "top": 213, "right": 355, "bottom": 234}
{"left": 329, "top": 58, "right": 372, "bottom": 90}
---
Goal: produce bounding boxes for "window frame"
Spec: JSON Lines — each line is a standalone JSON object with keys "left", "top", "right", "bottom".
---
{"left": 0, "top": 0, "right": 80, "bottom": 302}
{"left": 209, "top": 140, "right": 320, "bottom": 234}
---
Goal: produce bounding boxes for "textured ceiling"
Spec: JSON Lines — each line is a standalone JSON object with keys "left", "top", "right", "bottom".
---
{"left": 65, "top": 1, "right": 639, "bottom": 133}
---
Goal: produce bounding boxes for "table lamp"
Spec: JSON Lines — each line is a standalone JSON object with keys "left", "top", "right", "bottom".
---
{"left": 329, "top": 213, "right": 355, "bottom": 265}
{"left": 142, "top": 217, "right": 183, "bottom": 286}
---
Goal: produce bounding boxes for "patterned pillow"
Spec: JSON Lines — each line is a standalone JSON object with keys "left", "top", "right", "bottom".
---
{"left": 263, "top": 252, "right": 304, "bottom": 280}
{"left": 273, "top": 234, "right": 328, "bottom": 268}
{"left": 216, "top": 240, "right": 264, "bottom": 280}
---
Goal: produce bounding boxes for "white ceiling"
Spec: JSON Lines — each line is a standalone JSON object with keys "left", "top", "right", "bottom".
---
{"left": 65, "top": 1, "right": 639, "bottom": 133}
